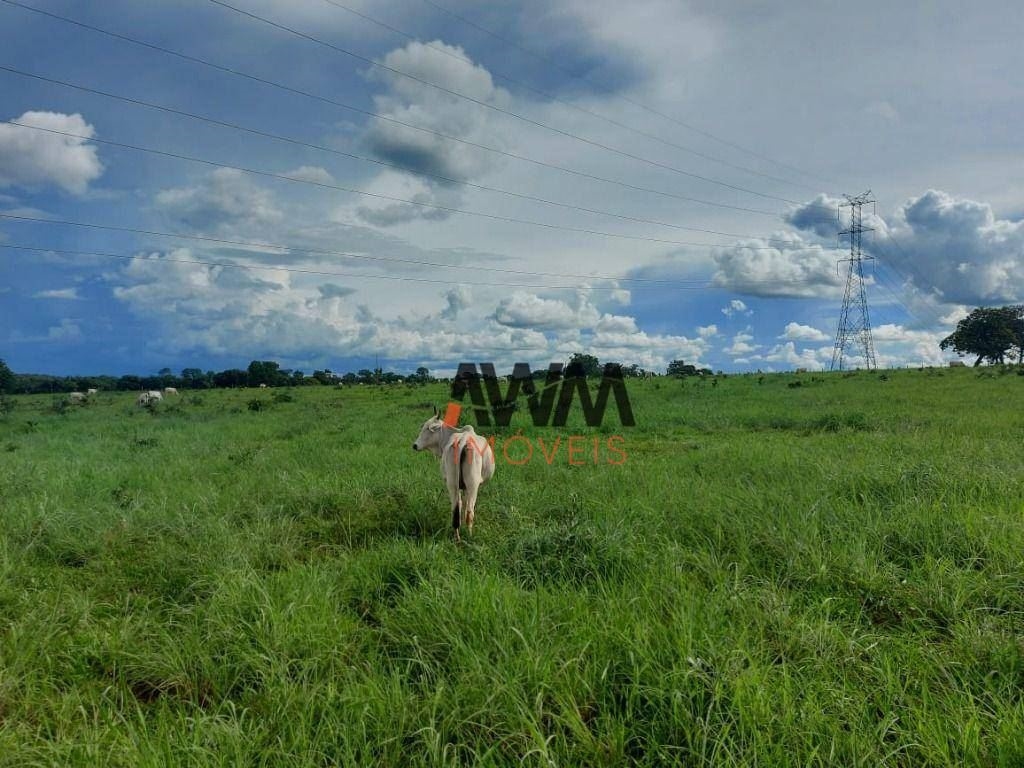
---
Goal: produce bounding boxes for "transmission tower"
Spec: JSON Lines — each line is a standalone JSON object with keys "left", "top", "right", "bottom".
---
{"left": 830, "top": 191, "right": 878, "bottom": 371}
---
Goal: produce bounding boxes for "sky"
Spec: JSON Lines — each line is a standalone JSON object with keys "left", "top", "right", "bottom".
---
{"left": 1, "top": 0, "right": 1022, "bottom": 377}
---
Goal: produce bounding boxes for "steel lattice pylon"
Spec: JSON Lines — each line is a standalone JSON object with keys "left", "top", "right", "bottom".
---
{"left": 830, "top": 191, "right": 878, "bottom": 371}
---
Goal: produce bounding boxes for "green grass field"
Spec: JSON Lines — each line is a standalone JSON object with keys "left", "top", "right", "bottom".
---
{"left": 1, "top": 368, "right": 1023, "bottom": 766}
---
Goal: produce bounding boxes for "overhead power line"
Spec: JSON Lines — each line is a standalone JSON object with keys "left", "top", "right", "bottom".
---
{"left": 316, "top": 0, "right": 820, "bottom": 193}
{"left": 0, "top": 212, "right": 823, "bottom": 289}
{"left": 0, "top": 241, "right": 815, "bottom": 293}
{"left": 4, "top": 120, "right": 830, "bottom": 251}
{"left": 0, "top": 212, "right": 688, "bottom": 283}
{"left": 0, "top": 66, "right": 827, "bottom": 251}
{"left": 204, "top": 0, "right": 815, "bottom": 206}
{"left": 416, "top": 0, "right": 842, "bottom": 190}
{"left": 0, "top": 0, "right": 819, "bottom": 219}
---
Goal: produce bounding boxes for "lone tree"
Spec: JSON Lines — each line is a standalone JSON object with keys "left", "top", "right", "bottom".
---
{"left": 565, "top": 353, "right": 601, "bottom": 378}
{"left": 0, "top": 358, "right": 12, "bottom": 393}
{"left": 940, "top": 306, "right": 1024, "bottom": 366}
{"left": 667, "top": 359, "right": 699, "bottom": 377}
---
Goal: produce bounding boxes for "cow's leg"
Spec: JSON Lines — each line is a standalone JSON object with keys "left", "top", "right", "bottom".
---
{"left": 445, "top": 466, "right": 462, "bottom": 544}
{"left": 463, "top": 477, "right": 480, "bottom": 536}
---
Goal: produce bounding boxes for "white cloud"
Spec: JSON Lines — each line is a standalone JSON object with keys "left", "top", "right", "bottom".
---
{"left": 154, "top": 168, "right": 282, "bottom": 233}
{"left": 723, "top": 331, "right": 758, "bottom": 356}
{"left": 492, "top": 291, "right": 600, "bottom": 331}
{"left": 285, "top": 165, "right": 336, "bottom": 185}
{"left": 0, "top": 111, "right": 103, "bottom": 194}
{"left": 757, "top": 342, "right": 825, "bottom": 370}
{"left": 721, "top": 298, "right": 752, "bottom": 317}
{"left": 713, "top": 236, "right": 846, "bottom": 299}
{"left": 697, "top": 324, "right": 719, "bottom": 338}
{"left": 441, "top": 285, "right": 471, "bottom": 320}
{"left": 882, "top": 189, "right": 1024, "bottom": 305}
{"left": 47, "top": 319, "right": 82, "bottom": 341}
{"left": 33, "top": 287, "right": 81, "bottom": 300}
{"left": 356, "top": 40, "right": 510, "bottom": 226}
{"left": 786, "top": 189, "right": 1024, "bottom": 308}
{"left": 779, "top": 321, "right": 829, "bottom": 342}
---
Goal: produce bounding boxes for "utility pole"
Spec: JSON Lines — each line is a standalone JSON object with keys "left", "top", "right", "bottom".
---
{"left": 830, "top": 191, "right": 878, "bottom": 371}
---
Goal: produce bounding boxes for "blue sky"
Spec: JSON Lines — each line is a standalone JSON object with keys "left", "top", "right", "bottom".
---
{"left": 1, "top": 0, "right": 1022, "bottom": 376}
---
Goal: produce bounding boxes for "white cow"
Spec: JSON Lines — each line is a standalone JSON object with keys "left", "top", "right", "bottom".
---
{"left": 137, "top": 390, "right": 163, "bottom": 407}
{"left": 86, "top": 388, "right": 98, "bottom": 396}
{"left": 259, "top": 383, "right": 268, "bottom": 389}
{"left": 413, "top": 408, "right": 495, "bottom": 543}
{"left": 164, "top": 387, "right": 178, "bottom": 395}
{"left": 68, "top": 391, "right": 86, "bottom": 404}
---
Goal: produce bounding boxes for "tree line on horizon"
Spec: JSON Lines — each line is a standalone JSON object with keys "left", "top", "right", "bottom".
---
{"left": 0, "top": 354, "right": 699, "bottom": 396}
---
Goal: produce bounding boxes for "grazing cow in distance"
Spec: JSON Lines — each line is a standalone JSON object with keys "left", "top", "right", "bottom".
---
{"left": 68, "top": 392, "right": 86, "bottom": 404}
{"left": 259, "top": 383, "right": 268, "bottom": 389}
{"left": 949, "top": 360, "right": 966, "bottom": 368}
{"left": 413, "top": 407, "right": 495, "bottom": 543}
{"left": 164, "top": 387, "right": 178, "bottom": 395}
{"left": 137, "top": 391, "right": 163, "bottom": 407}
{"left": 86, "top": 388, "right": 98, "bottom": 396}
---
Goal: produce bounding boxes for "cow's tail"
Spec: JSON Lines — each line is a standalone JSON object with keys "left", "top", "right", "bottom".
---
{"left": 453, "top": 437, "right": 464, "bottom": 533}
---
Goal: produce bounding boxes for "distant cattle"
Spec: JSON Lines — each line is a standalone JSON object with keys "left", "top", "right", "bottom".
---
{"left": 644, "top": 371, "right": 654, "bottom": 380}
{"left": 164, "top": 387, "right": 178, "bottom": 395}
{"left": 68, "top": 392, "right": 86, "bottom": 404}
{"left": 795, "top": 367, "right": 808, "bottom": 374}
{"left": 137, "top": 390, "right": 163, "bottom": 407}
{"left": 413, "top": 408, "right": 495, "bottom": 544}
{"left": 949, "top": 360, "right": 966, "bottom": 368}
{"left": 259, "top": 383, "right": 268, "bottom": 389}
{"left": 86, "top": 388, "right": 98, "bottom": 396}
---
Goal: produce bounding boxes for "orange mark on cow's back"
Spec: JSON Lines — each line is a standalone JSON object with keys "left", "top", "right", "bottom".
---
{"left": 442, "top": 403, "right": 461, "bottom": 427}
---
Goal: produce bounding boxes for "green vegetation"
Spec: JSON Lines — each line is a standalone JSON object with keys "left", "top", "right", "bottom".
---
{"left": 1, "top": 368, "right": 1023, "bottom": 766}
{"left": 940, "top": 305, "right": 1024, "bottom": 366}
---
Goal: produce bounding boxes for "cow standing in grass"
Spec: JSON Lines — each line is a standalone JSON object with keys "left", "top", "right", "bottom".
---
{"left": 413, "top": 408, "right": 495, "bottom": 543}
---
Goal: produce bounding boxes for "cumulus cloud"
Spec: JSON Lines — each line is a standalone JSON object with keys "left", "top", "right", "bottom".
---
{"left": 758, "top": 341, "right": 825, "bottom": 370}
{"left": 784, "top": 194, "right": 841, "bottom": 239}
{"left": 493, "top": 291, "right": 600, "bottom": 330}
{"left": 779, "top": 321, "right": 829, "bottom": 342}
{"left": 106, "top": 246, "right": 710, "bottom": 371}
{"left": 784, "top": 189, "right": 1024, "bottom": 309}
{"left": 723, "top": 330, "right": 758, "bottom": 356}
{"left": 356, "top": 40, "right": 510, "bottom": 226}
{"left": 0, "top": 111, "right": 103, "bottom": 194}
{"left": 47, "top": 319, "right": 82, "bottom": 341}
{"left": 697, "top": 324, "right": 719, "bottom": 338}
{"left": 881, "top": 189, "right": 1024, "bottom": 305}
{"left": 721, "top": 298, "right": 752, "bottom": 317}
{"left": 713, "top": 236, "right": 846, "bottom": 299}
{"left": 353, "top": 171, "right": 460, "bottom": 226}
{"left": 441, "top": 284, "right": 471, "bottom": 320}
{"left": 154, "top": 168, "right": 282, "bottom": 233}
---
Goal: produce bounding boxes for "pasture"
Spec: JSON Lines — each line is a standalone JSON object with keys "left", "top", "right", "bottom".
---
{"left": 1, "top": 368, "right": 1023, "bottom": 766}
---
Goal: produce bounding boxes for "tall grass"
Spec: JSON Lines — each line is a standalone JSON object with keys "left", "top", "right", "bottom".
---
{"left": 1, "top": 369, "right": 1022, "bottom": 766}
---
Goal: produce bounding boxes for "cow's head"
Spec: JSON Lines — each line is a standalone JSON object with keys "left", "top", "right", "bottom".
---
{"left": 412, "top": 406, "right": 446, "bottom": 453}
